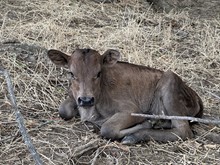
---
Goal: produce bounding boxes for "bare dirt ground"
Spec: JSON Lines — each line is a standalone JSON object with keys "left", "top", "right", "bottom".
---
{"left": 0, "top": 0, "right": 220, "bottom": 164}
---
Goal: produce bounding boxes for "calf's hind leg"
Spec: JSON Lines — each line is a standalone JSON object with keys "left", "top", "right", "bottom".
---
{"left": 122, "top": 70, "right": 202, "bottom": 144}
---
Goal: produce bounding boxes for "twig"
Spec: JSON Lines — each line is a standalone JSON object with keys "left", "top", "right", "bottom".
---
{"left": 91, "top": 148, "right": 100, "bottom": 165}
{"left": 0, "top": 69, "right": 4, "bottom": 75}
{"left": 131, "top": 113, "right": 220, "bottom": 125}
{"left": 0, "top": 68, "right": 43, "bottom": 165}
{"left": 73, "top": 139, "right": 99, "bottom": 158}
{"left": 207, "top": 91, "right": 220, "bottom": 100}
{"left": 0, "top": 135, "right": 17, "bottom": 143}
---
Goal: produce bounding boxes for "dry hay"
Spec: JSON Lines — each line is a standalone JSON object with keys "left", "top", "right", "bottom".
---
{"left": 0, "top": 0, "right": 220, "bottom": 164}
{"left": 146, "top": 0, "right": 220, "bottom": 19}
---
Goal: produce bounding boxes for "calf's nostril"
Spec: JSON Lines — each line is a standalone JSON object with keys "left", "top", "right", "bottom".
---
{"left": 78, "top": 97, "right": 95, "bottom": 106}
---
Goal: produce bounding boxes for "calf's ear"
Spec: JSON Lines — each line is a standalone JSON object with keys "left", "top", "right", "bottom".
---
{"left": 48, "top": 49, "right": 70, "bottom": 67}
{"left": 102, "top": 49, "right": 120, "bottom": 66}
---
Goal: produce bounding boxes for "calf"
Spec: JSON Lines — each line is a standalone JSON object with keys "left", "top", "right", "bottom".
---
{"left": 48, "top": 48, "right": 203, "bottom": 144}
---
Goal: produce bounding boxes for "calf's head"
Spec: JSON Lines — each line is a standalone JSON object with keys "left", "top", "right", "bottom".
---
{"left": 48, "top": 48, "right": 120, "bottom": 120}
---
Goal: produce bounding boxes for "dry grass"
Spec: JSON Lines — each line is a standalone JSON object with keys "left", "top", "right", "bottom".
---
{"left": 0, "top": 0, "right": 220, "bottom": 164}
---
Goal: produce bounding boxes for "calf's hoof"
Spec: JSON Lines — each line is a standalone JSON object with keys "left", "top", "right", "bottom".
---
{"left": 121, "top": 135, "right": 139, "bottom": 145}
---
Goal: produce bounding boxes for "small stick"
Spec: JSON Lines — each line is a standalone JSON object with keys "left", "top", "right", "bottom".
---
{"left": 0, "top": 68, "right": 43, "bottom": 165}
{"left": 207, "top": 91, "right": 220, "bottom": 100}
{"left": 91, "top": 148, "right": 100, "bottom": 165}
{"left": 73, "top": 139, "right": 99, "bottom": 158}
{"left": 131, "top": 113, "right": 220, "bottom": 125}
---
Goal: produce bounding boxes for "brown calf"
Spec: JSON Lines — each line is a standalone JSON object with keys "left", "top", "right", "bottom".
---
{"left": 48, "top": 48, "right": 203, "bottom": 144}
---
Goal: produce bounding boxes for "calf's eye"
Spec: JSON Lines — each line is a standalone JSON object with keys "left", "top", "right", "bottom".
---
{"left": 97, "top": 71, "right": 101, "bottom": 78}
{"left": 94, "top": 71, "right": 101, "bottom": 79}
{"left": 68, "top": 72, "right": 76, "bottom": 80}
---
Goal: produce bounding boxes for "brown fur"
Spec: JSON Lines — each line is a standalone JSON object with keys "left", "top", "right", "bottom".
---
{"left": 48, "top": 48, "right": 203, "bottom": 144}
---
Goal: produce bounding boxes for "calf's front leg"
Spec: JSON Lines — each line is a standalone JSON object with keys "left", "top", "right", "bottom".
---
{"left": 101, "top": 112, "right": 145, "bottom": 140}
{"left": 59, "top": 97, "right": 79, "bottom": 120}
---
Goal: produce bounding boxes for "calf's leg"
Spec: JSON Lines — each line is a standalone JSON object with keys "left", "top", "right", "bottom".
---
{"left": 122, "top": 70, "right": 202, "bottom": 144}
{"left": 101, "top": 112, "right": 145, "bottom": 140}
{"left": 59, "top": 97, "right": 78, "bottom": 120}
{"left": 122, "top": 120, "right": 193, "bottom": 144}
